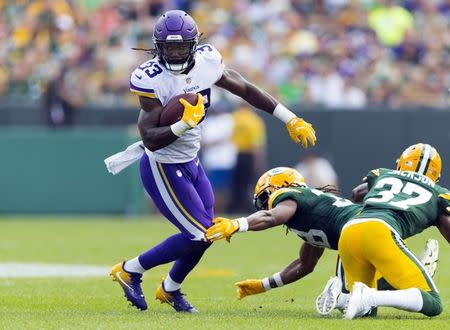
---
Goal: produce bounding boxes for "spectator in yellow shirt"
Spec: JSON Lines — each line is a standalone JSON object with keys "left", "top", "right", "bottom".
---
{"left": 229, "top": 106, "right": 267, "bottom": 213}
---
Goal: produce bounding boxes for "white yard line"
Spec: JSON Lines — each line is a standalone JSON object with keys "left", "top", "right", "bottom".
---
{"left": 0, "top": 263, "right": 109, "bottom": 278}
{"left": 0, "top": 263, "right": 235, "bottom": 278}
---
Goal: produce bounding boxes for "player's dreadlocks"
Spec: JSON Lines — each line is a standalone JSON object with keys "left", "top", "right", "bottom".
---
{"left": 132, "top": 33, "right": 206, "bottom": 58}
{"left": 131, "top": 47, "right": 157, "bottom": 57}
{"left": 316, "top": 185, "right": 341, "bottom": 196}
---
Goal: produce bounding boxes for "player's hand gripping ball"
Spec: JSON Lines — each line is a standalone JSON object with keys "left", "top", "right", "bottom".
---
{"left": 158, "top": 93, "right": 204, "bottom": 127}
{"left": 179, "top": 93, "right": 205, "bottom": 128}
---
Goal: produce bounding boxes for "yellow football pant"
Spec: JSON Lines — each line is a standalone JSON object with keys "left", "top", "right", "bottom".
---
{"left": 338, "top": 220, "right": 436, "bottom": 293}
{"left": 335, "top": 256, "right": 383, "bottom": 292}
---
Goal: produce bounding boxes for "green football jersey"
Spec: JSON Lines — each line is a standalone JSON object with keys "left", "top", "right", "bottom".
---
{"left": 359, "top": 168, "right": 450, "bottom": 239}
{"left": 269, "top": 187, "right": 362, "bottom": 250}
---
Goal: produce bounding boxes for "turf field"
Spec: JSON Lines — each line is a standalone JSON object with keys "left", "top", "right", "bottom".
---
{"left": 0, "top": 216, "right": 449, "bottom": 329}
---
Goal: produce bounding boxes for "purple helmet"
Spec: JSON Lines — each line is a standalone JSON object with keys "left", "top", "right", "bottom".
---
{"left": 153, "top": 10, "right": 199, "bottom": 72}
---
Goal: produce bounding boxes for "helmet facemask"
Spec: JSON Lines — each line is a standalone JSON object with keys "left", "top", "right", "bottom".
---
{"left": 154, "top": 36, "right": 198, "bottom": 72}
{"left": 254, "top": 187, "right": 272, "bottom": 211}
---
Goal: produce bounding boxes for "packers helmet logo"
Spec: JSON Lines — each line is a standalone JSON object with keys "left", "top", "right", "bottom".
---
{"left": 253, "top": 167, "right": 306, "bottom": 210}
{"left": 268, "top": 167, "right": 290, "bottom": 175}
{"left": 397, "top": 143, "right": 441, "bottom": 182}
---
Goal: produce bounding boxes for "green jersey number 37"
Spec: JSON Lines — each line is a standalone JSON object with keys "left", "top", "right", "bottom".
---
{"left": 366, "top": 177, "right": 432, "bottom": 210}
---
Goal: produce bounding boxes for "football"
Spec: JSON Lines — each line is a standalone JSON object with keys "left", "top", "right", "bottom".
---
{"left": 158, "top": 93, "right": 198, "bottom": 126}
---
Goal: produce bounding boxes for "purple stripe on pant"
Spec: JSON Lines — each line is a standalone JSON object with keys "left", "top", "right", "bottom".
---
{"left": 140, "top": 153, "right": 215, "bottom": 240}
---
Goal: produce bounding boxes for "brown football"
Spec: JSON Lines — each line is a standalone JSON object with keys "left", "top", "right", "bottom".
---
{"left": 158, "top": 93, "right": 198, "bottom": 127}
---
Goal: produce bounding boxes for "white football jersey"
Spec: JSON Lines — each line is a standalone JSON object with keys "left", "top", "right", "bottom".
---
{"left": 129, "top": 44, "right": 224, "bottom": 163}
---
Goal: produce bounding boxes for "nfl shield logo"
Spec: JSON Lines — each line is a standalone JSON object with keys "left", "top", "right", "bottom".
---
{"left": 186, "top": 77, "right": 192, "bottom": 84}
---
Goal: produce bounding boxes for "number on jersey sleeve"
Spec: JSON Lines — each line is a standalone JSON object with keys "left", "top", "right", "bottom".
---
{"left": 310, "top": 189, "right": 353, "bottom": 208}
{"left": 289, "top": 228, "right": 331, "bottom": 248}
{"left": 140, "top": 61, "right": 163, "bottom": 78}
{"left": 129, "top": 61, "right": 161, "bottom": 98}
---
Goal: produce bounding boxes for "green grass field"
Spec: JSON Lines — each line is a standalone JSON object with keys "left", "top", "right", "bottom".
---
{"left": 0, "top": 216, "right": 449, "bottom": 329}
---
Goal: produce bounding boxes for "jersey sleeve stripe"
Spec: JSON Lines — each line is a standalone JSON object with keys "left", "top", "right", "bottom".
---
{"left": 438, "top": 193, "right": 450, "bottom": 201}
{"left": 268, "top": 188, "right": 299, "bottom": 210}
{"left": 130, "top": 90, "right": 157, "bottom": 98}
{"left": 129, "top": 81, "right": 155, "bottom": 94}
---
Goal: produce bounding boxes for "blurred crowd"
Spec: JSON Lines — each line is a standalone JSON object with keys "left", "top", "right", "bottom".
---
{"left": 1, "top": 0, "right": 449, "bottom": 111}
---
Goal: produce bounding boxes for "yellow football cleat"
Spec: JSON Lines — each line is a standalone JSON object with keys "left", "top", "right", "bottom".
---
{"left": 110, "top": 261, "right": 147, "bottom": 310}
{"left": 155, "top": 280, "right": 198, "bottom": 313}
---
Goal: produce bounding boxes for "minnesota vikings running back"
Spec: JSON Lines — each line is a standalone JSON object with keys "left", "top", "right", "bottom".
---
{"left": 110, "top": 10, "right": 316, "bottom": 313}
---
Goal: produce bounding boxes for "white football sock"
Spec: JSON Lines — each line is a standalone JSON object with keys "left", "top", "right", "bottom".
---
{"left": 123, "top": 257, "right": 145, "bottom": 274}
{"left": 336, "top": 292, "right": 350, "bottom": 310}
{"left": 164, "top": 274, "right": 181, "bottom": 292}
{"left": 372, "top": 288, "right": 423, "bottom": 312}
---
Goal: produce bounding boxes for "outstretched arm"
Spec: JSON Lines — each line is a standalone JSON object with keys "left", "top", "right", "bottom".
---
{"left": 235, "top": 242, "right": 324, "bottom": 299}
{"left": 215, "top": 69, "right": 278, "bottom": 113}
{"left": 205, "top": 199, "right": 297, "bottom": 241}
{"left": 437, "top": 213, "right": 450, "bottom": 244}
{"left": 247, "top": 199, "right": 298, "bottom": 230}
{"left": 279, "top": 242, "right": 325, "bottom": 284}
{"left": 215, "top": 69, "right": 316, "bottom": 148}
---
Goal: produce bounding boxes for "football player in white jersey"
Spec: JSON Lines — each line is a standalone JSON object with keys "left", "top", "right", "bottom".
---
{"left": 111, "top": 10, "right": 316, "bottom": 313}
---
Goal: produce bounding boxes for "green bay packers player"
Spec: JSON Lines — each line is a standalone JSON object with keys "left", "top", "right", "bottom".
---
{"left": 205, "top": 167, "right": 363, "bottom": 299}
{"left": 338, "top": 143, "right": 450, "bottom": 319}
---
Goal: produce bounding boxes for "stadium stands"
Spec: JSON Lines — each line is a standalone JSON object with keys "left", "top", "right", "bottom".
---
{"left": 0, "top": 0, "right": 449, "bottom": 109}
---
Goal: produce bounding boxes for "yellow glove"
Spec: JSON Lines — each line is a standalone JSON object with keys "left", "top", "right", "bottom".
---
{"left": 179, "top": 93, "right": 205, "bottom": 128}
{"left": 235, "top": 279, "right": 265, "bottom": 300}
{"left": 205, "top": 217, "right": 239, "bottom": 242}
{"left": 286, "top": 117, "right": 316, "bottom": 148}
